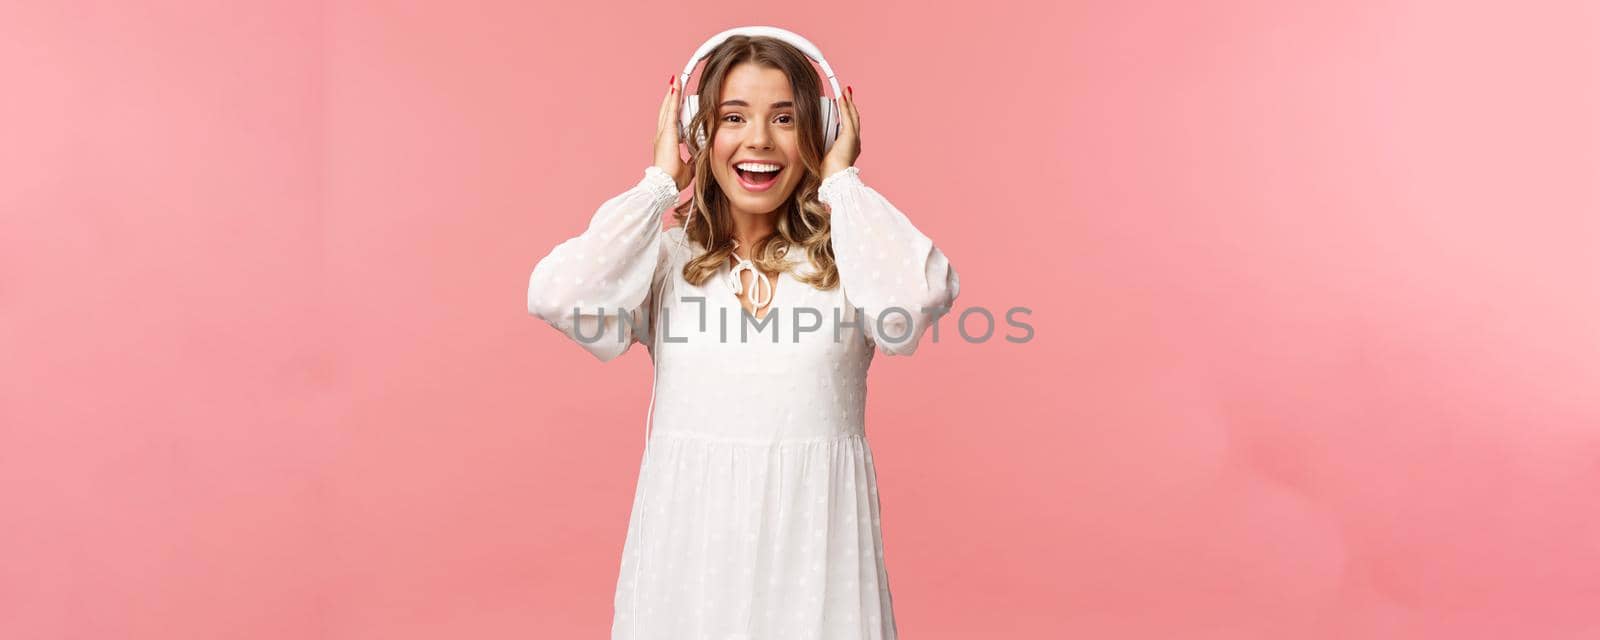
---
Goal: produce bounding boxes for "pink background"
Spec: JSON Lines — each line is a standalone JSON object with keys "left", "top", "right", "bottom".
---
{"left": 3, "top": 1, "right": 1598, "bottom": 638}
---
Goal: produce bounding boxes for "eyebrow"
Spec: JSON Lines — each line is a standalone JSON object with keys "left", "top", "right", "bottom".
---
{"left": 718, "top": 100, "right": 795, "bottom": 109}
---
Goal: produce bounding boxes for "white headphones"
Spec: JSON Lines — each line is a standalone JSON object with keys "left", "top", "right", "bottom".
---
{"left": 677, "top": 25, "right": 844, "bottom": 154}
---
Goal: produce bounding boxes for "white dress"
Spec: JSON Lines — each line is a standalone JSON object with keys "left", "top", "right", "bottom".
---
{"left": 527, "top": 165, "right": 960, "bottom": 640}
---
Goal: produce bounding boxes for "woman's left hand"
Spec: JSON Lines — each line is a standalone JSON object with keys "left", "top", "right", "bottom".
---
{"left": 821, "top": 86, "right": 859, "bottom": 181}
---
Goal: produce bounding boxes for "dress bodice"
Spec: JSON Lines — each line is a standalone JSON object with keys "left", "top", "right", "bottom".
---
{"left": 647, "top": 229, "right": 876, "bottom": 443}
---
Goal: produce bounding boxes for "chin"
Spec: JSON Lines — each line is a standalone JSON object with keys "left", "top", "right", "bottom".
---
{"left": 734, "top": 196, "right": 786, "bottom": 215}
{"left": 718, "top": 174, "right": 794, "bottom": 214}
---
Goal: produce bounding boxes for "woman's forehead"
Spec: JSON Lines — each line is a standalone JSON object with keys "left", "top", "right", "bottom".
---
{"left": 720, "top": 65, "right": 793, "bottom": 103}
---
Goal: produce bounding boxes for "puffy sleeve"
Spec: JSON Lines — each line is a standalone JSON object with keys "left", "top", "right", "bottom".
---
{"left": 819, "top": 166, "right": 961, "bottom": 356}
{"left": 527, "top": 166, "right": 680, "bottom": 362}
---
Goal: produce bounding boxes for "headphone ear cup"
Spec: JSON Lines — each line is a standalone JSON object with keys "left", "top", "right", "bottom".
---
{"left": 818, "top": 96, "right": 838, "bottom": 154}
{"left": 679, "top": 94, "right": 707, "bottom": 149}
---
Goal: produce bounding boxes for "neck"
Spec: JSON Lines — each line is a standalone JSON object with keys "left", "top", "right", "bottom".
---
{"left": 727, "top": 205, "right": 777, "bottom": 257}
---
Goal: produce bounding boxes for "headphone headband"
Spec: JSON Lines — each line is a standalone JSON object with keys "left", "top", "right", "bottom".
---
{"left": 677, "top": 26, "right": 843, "bottom": 100}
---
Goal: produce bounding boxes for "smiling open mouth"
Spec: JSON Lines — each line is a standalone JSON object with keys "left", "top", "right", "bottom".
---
{"left": 736, "top": 168, "right": 779, "bottom": 185}
{"left": 734, "top": 162, "right": 782, "bottom": 191}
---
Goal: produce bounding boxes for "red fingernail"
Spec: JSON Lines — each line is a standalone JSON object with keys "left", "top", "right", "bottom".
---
{"left": 847, "top": 85, "right": 853, "bottom": 97}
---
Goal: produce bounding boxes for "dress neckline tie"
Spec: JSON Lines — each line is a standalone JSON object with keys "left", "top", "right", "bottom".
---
{"left": 725, "top": 240, "right": 774, "bottom": 311}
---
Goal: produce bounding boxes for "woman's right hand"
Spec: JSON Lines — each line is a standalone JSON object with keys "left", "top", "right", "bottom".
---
{"left": 655, "top": 75, "right": 694, "bottom": 193}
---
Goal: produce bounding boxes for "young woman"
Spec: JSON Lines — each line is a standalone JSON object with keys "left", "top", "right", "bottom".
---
{"left": 527, "top": 34, "right": 959, "bottom": 640}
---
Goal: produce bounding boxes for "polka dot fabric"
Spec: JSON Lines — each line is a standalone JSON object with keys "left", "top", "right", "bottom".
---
{"left": 528, "top": 166, "right": 960, "bottom": 639}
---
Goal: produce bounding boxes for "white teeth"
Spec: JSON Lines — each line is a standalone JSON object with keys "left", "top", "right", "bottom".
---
{"left": 735, "top": 162, "right": 782, "bottom": 173}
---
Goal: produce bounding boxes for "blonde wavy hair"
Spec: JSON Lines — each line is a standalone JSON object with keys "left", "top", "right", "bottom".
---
{"left": 670, "top": 35, "right": 839, "bottom": 291}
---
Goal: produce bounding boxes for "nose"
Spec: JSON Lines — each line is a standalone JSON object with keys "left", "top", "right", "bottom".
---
{"left": 745, "top": 120, "right": 773, "bottom": 150}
